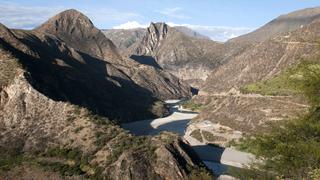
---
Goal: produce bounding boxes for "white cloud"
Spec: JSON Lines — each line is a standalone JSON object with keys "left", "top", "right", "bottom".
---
{"left": 155, "top": 7, "right": 191, "bottom": 19}
{"left": 0, "top": 2, "right": 142, "bottom": 29}
{"left": 112, "top": 21, "right": 148, "bottom": 29}
{"left": 112, "top": 21, "right": 253, "bottom": 41}
{"left": 167, "top": 22, "right": 253, "bottom": 42}
{"left": 0, "top": 2, "right": 64, "bottom": 29}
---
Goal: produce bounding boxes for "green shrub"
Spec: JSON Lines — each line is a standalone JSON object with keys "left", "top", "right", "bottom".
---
{"left": 189, "top": 167, "right": 213, "bottom": 180}
{"left": 0, "top": 154, "right": 26, "bottom": 171}
{"left": 45, "top": 147, "right": 81, "bottom": 161}
{"left": 240, "top": 61, "right": 320, "bottom": 97}
{"left": 37, "top": 161, "right": 84, "bottom": 176}
{"left": 202, "top": 130, "right": 226, "bottom": 142}
{"left": 181, "top": 101, "right": 204, "bottom": 111}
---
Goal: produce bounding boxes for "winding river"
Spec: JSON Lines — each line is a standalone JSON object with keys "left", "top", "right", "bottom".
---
{"left": 121, "top": 100, "right": 255, "bottom": 178}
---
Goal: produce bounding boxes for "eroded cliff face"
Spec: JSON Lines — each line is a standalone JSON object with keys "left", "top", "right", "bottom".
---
{"left": 129, "top": 22, "right": 223, "bottom": 88}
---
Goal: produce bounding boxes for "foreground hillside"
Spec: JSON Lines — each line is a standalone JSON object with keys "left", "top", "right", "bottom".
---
{"left": 0, "top": 9, "right": 211, "bottom": 179}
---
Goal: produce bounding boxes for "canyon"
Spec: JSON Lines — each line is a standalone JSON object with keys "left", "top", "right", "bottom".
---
{"left": 1, "top": 5, "right": 320, "bottom": 180}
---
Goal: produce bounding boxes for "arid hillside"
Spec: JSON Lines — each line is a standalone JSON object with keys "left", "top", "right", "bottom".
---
{"left": 187, "top": 7, "right": 320, "bottom": 147}
{"left": 0, "top": 10, "right": 211, "bottom": 179}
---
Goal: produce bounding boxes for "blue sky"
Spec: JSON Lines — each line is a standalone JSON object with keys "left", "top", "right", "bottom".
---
{"left": 1, "top": 0, "right": 319, "bottom": 41}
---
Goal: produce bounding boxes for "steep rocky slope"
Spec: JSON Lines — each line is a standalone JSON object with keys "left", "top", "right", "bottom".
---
{"left": 171, "top": 26, "right": 210, "bottom": 40}
{"left": 230, "top": 7, "right": 320, "bottom": 43}
{"left": 35, "top": 10, "right": 191, "bottom": 101}
{"left": 188, "top": 8, "right": 320, "bottom": 146}
{"left": 0, "top": 53, "right": 207, "bottom": 178}
{"left": 103, "top": 25, "right": 209, "bottom": 53}
{"left": 102, "top": 28, "right": 146, "bottom": 52}
{"left": 0, "top": 10, "right": 211, "bottom": 179}
{"left": 128, "top": 22, "right": 223, "bottom": 88}
{"left": 203, "top": 18, "right": 320, "bottom": 94}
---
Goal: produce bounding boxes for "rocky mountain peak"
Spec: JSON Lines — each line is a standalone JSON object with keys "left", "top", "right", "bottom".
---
{"left": 134, "top": 22, "right": 170, "bottom": 55}
{"left": 35, "top": 9, "right": 94, "bottom": 36}
{"left": 35, "top": 9, "right": 123, "bottom": 63}
{"left": 0, "top": 23, "right": 15, "bottom": 39}
{"left": 148, "top": 22, "right": 169, "bottom": 38}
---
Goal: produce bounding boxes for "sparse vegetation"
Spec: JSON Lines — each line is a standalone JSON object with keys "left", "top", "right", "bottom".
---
{"left": 202, "top": 130, "right": 226, "bottom": 142}
{"left": 0, "top": 48, "right": 22, "bottom": 88}
{"left": 190, "top": 129, "right": 203, "bottom": 142}
{"left": 235, "top": 60, "right": 320, "bottom": 179}
{"left": 189, "top": 167, "right": 213, "bottom": 180}
{"left": 150, "top": 101, "right": 167, "bottom": 117}
{"left": 181, "top": 100, "right": 204, "bottom": 111}
{"left": 0, "top": 153, "right": 26, "bottom": 171}
{"left": 240, "top": 60, "right": 320, "bottom": 96}
{"left": 105, "top": 135, "right": 157, "bottom": 165}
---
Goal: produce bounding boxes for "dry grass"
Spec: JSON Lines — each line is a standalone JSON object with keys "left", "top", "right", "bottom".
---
{"left": 0, "top": 48, "right": 22, "bottom": 88}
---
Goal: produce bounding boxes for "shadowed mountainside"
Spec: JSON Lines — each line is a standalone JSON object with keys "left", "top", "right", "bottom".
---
{"left": 35, "top": 10, "right": 192, "bottom": 101}
{"left": 0, "top": 9, "right": 212, "bottom": 179}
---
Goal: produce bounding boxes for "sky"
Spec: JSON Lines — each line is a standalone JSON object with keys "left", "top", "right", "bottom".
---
{"left": 0, "top": 0, "right": 319, "bottom": 41}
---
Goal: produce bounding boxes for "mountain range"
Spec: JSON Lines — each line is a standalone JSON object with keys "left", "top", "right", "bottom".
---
{"left": 0, "top": 9, "right": 208, "bottom": 179}
{"left": 1, "top": 5, "right": 320, "bottom": 180}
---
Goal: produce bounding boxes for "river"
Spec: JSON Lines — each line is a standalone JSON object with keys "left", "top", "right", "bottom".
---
{"left": 121, "top": 100, "right": 255, "bottom": 178}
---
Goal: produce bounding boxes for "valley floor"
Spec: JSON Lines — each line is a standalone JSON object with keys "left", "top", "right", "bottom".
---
{"left": 121, "top": 100, "right": 256, "bottom": 177}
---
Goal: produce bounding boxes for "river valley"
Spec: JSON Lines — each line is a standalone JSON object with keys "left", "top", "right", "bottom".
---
{"left": 122, "top": 100, "right": 255, "bottom": 178}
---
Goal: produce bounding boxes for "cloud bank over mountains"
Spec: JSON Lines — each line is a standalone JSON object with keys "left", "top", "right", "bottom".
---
{"left": 0, "top": 2, "right": 142, "bottom": 29}
{"left": 0, "top": 1, "right": 253, "bottom": 42}
{"left": 113, "top": 21, "right": 253, "bottom": 42}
